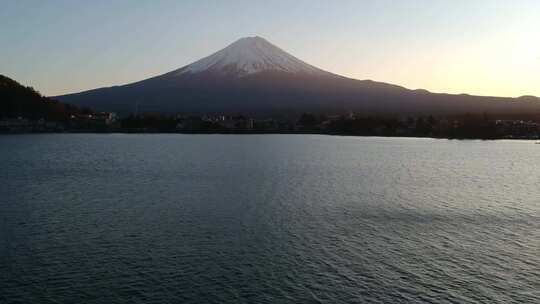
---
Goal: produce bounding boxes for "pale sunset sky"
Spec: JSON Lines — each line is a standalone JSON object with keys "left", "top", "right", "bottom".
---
{"left": 1, "top": 0, "right": 538, "bottom": 97}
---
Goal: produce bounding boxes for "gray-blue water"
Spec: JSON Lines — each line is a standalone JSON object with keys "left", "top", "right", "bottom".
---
{"left": 1, "top": 134, "right": 539, "bottom": 303}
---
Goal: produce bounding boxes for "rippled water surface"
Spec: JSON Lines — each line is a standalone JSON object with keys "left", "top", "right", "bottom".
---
{"left": 1, "top": 134, "right": 539, "bottom": 303}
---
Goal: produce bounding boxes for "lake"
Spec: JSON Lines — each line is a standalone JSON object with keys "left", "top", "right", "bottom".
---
{"left": 1, "top": 134, "right": 539, "bottom": 303}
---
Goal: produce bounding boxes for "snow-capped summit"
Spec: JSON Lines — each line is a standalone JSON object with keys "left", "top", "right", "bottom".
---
{"left": 176, "top": 36, "right": 329, "bottom": 77}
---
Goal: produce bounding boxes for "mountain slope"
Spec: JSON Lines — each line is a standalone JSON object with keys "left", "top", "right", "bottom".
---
{"left": 1, "top": 74, "right": 83, "bottom": 120}
{"left": 54, "top": 37, "right": 540, "bottom": 116}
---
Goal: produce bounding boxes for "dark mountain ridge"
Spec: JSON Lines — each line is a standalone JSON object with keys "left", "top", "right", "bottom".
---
{"left": 0, "top": 74, "right": 84, "bottom": 121}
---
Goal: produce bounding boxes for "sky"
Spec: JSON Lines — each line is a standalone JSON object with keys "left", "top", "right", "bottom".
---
{"left": 1, "top": 0, "right": 539, "bottom": 97}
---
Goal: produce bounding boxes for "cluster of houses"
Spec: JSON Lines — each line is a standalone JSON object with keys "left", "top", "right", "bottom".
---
{"left": 68, "top": 112, "right": 117, "bottom": 130}
{"left": 0, "top": 112, "right": 117, "bottom": 133}
{"left": 495, "top": 120, "right": 540, "bottom": 138}
{"left": 176, "top": 115, "right": 287, "bottom": 131}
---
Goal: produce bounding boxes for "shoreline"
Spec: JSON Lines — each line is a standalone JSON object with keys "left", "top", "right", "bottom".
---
{"left": 1, "top": 130, "right": 539, "bottom": 141}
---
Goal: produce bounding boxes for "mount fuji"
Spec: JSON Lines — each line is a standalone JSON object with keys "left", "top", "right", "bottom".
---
{"left": 55, "top": 36, "right": 540, "bottom": 115}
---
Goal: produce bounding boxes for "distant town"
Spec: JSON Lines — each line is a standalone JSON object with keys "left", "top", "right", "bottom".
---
{"left": 2, "top": 111, "right": 540, "bottom": 140}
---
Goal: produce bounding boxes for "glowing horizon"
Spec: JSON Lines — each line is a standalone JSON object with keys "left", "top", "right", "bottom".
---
{"left": 1, "top": 0, "right": 538, "bottom": 98}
